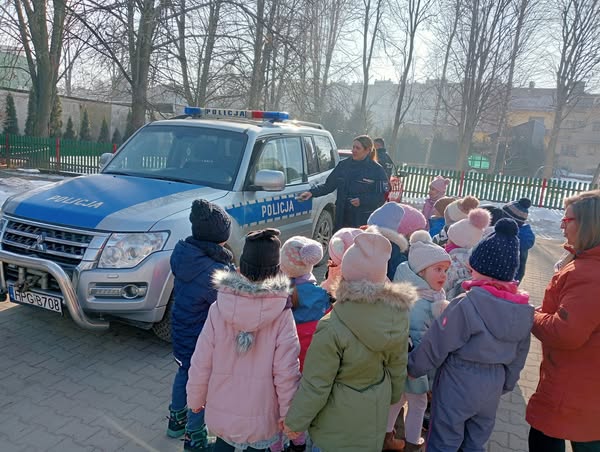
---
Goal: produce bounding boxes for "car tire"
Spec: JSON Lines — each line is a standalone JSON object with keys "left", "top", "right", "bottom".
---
{"left": 312, "top": 209, "right": 333, "bottom": 267}
{"left": 152, "top": 296, "right": 173, "bottom": 343}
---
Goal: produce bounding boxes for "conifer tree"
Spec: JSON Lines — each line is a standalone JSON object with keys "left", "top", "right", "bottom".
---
{"left": 98, "top": 117, "right": 110, "bottom": 143}
{"left": 111, "top": 127, "right": 122, "bottom": 145}
{"left": 3, "top": 93, "right": 19, "bottom": 135}
{"left": 124, "top": 110, "right": 135, "bottom": 140}
{"left": 79, "top": 109, "right": 91, "bottom": 141}
{"left": 49, "top": 96, "right": 63, "bottom": 137}
{"left": 63, "top": 116, "right": 76, "bottom": 140}
{"left": 24, "top": 87, "right": 36, "bottom": 136}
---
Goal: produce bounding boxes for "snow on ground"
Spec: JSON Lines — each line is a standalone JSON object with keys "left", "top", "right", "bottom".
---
{"left": 0, "top": 170, "right": 565, "bottom": 242}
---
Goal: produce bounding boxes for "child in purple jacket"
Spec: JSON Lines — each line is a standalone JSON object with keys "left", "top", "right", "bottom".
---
{"left": 408, "top": 219, "right": 534, "bottom": 452}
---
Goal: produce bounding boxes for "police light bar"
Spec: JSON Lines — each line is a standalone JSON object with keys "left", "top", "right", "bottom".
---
{"left": 184, "top": 106, "right": 290, "bottom": 122}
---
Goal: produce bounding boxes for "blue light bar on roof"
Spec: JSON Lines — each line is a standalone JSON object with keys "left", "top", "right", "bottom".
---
{"left": 183, "top": 106, "right": 290, "bottom": 122}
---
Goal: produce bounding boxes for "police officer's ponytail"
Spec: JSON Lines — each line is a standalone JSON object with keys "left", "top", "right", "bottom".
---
{"left": 353, "top": 135, "right": 377, "bottom": 162}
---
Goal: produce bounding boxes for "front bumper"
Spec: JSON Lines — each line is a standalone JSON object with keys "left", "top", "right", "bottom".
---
{"left": 0, "top": 249, "right": 109, "bottom": 330}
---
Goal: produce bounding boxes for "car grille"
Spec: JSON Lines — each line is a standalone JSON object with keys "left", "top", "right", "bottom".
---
{"left": 1, "top": 219, "right": 94, "bottom": 266}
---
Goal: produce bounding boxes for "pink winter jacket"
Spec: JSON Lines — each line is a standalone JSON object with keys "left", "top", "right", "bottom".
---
{"left": 186, "top": 270, "right": 301, "bottom": 446}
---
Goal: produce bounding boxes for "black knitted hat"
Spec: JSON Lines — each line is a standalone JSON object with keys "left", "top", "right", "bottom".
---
{"left": 189, "top": 199, "right": 231, "bottom": 243}
{"left": 240, "top": 229, "right": 281, "bottom": 281}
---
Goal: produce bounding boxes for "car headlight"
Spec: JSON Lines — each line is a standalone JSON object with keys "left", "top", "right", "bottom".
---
{"left": 98, "top": 232, "right": 169, "bottom": 269}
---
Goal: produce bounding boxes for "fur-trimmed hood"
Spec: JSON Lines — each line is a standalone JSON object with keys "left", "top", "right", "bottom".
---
{"left": 365, "top": 225, "right": 409, "bottom": 252}
{"left": 212, "top": 270, "right": 292, "bottom": 334}
{"left": 333, "top": 278, "right": 416, "bottom": 352}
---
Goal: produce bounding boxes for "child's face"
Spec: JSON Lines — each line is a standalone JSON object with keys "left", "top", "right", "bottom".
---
{"left": 419, "top": 261, "right": 451, "bottom": 291}
{"left": 428, "top": 187, "right": 441, "bottom": 198}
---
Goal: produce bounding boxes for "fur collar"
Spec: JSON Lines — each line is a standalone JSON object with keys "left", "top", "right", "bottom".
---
{"left": 365, "top": 225, "right": 408, "bottom": 251}
{"left": 212, "top": 270, "right": 291, "bottom": 295}
{"left": 335, "top": 279, "right": 416, "bottom": 311}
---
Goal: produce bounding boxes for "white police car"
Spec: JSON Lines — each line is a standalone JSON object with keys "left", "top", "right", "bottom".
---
{"left": 0, "top": 107, "right": 338, "bottom": 340}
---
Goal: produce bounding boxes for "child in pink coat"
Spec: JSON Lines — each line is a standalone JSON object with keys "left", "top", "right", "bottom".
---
{"left": 187, "top": 229, "right": 301, "bottom": 452}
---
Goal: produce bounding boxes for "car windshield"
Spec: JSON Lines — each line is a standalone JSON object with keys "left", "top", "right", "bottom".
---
{"left": 103, "top": 124, "right": 247, "bottom": 190}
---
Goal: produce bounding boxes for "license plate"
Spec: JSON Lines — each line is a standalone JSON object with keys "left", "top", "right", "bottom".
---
{"left": 8, "top": 284, "right": 63, "bottom": 314}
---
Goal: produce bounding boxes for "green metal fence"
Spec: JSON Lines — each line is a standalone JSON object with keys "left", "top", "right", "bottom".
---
{"left": 1, "top": 134, "right": 115, "bottom": 174}
{"left": 401, "top": 166, "right": 598, "bottom": 210}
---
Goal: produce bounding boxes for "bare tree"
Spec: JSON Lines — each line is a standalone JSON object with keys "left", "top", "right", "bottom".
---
{"left": 488, "top": 0, "right": 539, "bottom": 173}
{"left": 359, "top": 0, "right": 384, "bottom": 132}
{"left": 389, "top": 0, "right": 434, "bottom": 150}
{"left": 453, "top": 0, "right": 515, "bottom": 170}
{"left": 9, "top": 0, "right": 67, "bottom": 136}
{"left": 543, "top": 0, "right": 600, "bottom": 178}
{"left": 424, "top": 0, "right": 461, "bottom": 165}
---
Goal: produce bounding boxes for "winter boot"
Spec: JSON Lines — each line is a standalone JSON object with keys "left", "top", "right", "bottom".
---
{"left": 184, "top": 425, "right": 210, "bottom": 452}
{"left": 166, "top": 405, "right": 187, "bottom": 438}
{"left": 404, "top": 438, "right": 425, "bottom": 452}
{"left": 382, "top": 431, "right": 405, "bottom": 451}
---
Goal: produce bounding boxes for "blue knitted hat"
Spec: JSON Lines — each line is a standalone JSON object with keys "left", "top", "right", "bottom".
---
{"left": 469, "top": 218, "right": 520, "bottom": 281}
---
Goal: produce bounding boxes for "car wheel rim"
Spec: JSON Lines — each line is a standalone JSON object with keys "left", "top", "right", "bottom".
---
{"left": 316, "top": 219, "right": 331, "bottom": 245}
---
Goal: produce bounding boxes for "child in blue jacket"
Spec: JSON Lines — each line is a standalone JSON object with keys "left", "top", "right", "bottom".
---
{"left": 167, "top": 199, "right": 235, "bottom": 452}
{"left": 408, "top": 219, "right": 534, "bottom": 452}
{"left": 502, "top": 198, "right": 535, "bottom": 283}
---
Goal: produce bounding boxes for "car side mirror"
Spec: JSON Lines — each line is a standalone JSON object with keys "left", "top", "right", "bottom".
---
{"left": 99, "top": 153, "right": 114, "bottom": 170}
{"left": 253, "top": 169, "right": 285, "bottom": 191}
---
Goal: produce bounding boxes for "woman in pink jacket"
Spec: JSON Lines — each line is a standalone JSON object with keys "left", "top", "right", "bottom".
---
{"left": 187, "top": 229, "right": 301, "bottom": 452}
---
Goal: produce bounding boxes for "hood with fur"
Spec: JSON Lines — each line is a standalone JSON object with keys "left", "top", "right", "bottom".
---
{"left": 212, "top": 270, "right": 291, "bottom": 335}
{"left": 365, "top": 225, "right": 409, "bottom": 252}
{"left": 333, "top": 279, "right": 416, "bottom": 352}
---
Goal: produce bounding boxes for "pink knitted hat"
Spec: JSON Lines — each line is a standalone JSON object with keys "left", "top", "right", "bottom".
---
{"left": 341, "top": 232, "right": 392, "bottom": 283}
{"left": 444, "top": 196, "right": 480, "bottom": 225}
{"left": 430, "top": 175, "right": 451, "bottom": 194}
{"left": 280, "top": 236, "right": 324, "bottom": 278}
{"left": 447, "top": 208, "right": 491, "bottom": 249}
{"left": 328, "top": 228, "right": 364, "bottom": 266}
{"left": 397, "top": 204, "right": 427, "bottom": 237}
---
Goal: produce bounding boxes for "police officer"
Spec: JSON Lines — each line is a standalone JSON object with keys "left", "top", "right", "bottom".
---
{"left": 374, "top": 137, "right": 396, "bottom": 181}
{"left": 298, "top": 135, "right": 389, "bottom": 231}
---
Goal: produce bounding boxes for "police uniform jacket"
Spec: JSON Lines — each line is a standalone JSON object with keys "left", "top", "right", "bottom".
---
{"left": 310, "top": 156, "right": 388, "bottom": 230}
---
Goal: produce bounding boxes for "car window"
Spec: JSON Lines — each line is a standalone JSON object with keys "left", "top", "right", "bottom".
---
{"left": 255, "top": 137, "right": 305, "bottom": 186}
{"left": 314, "top": 135, "right": 335, "bottom": 171}
{"left": 103, "top": 125, "right": 247, "bottom": 190}
{"left": 304, "top": 136, "right": 320, "bottom": 175}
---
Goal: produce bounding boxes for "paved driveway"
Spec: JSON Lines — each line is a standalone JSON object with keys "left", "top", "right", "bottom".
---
{"left": 0, "top": 239, "right": 564, "bottom": 451}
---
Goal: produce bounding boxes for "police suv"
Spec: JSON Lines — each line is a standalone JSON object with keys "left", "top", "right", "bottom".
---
{"left": 0, "top": 107, "right": 338, "bottom": 340}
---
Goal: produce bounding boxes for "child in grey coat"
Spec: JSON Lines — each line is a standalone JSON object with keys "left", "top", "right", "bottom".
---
{"left": 408, "top": 218, "right": 534, "bottom": 452}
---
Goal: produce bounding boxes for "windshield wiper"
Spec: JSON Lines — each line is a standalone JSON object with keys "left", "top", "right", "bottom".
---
{"left": 150, "top": 175, "right": 196, "bottom": 184}
{"left": 103, "top": 170, "right": 135, "bottom": 176}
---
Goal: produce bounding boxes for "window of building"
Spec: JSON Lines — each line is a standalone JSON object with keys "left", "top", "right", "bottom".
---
{"left": 560, "top": 144, "right": 577, "bottom": 156}
{"left": 592, "top": 121, "right": 600, "bottom": 132}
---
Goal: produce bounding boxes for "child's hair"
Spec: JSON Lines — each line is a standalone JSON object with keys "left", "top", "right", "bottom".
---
{"left": 239, "top": 229, "right": 281, "bottom": 282}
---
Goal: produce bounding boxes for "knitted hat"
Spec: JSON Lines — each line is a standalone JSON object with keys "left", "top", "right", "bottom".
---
{"left": 397, "top": 204, "right": 427, "bottom": 237}
{"left": 240, "top": 229, "right": 281, "bottom": 282}
{"left": 280, "top": 236, "right": 323, "bottom": 278}
{"left": 408, "top": 230, "right": 451, "bottom": 274}
{"left": 447, "top": 208, "right": 491, "bottom": 249}
{"left": 328, "top": 228, "right": 364, "bottom": 266}
{"left": 502, "top": 198, "right": 531, "bottom": 226}
{"left": 433, "top": 196, "right": 457, "bottom": 218}
{"left": 430, "top": 175, "right": 451, "bottom": 194}
{"left": 342, "top": 232, "right": 391, "bottom": 283}
{"left": 368, "top": 202, "right": 405, "bottom": 231}
{"left": 469, "top": 218, "right": 520, "bottom": 281}
{"left": 444, "top": 196, "right": 480, "bottom": 225}
{"left": 189, "top": 199, "right": 231, "bottom": 243}
{"left": 480, "top": 204, "right": 507, "bottom": 225}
